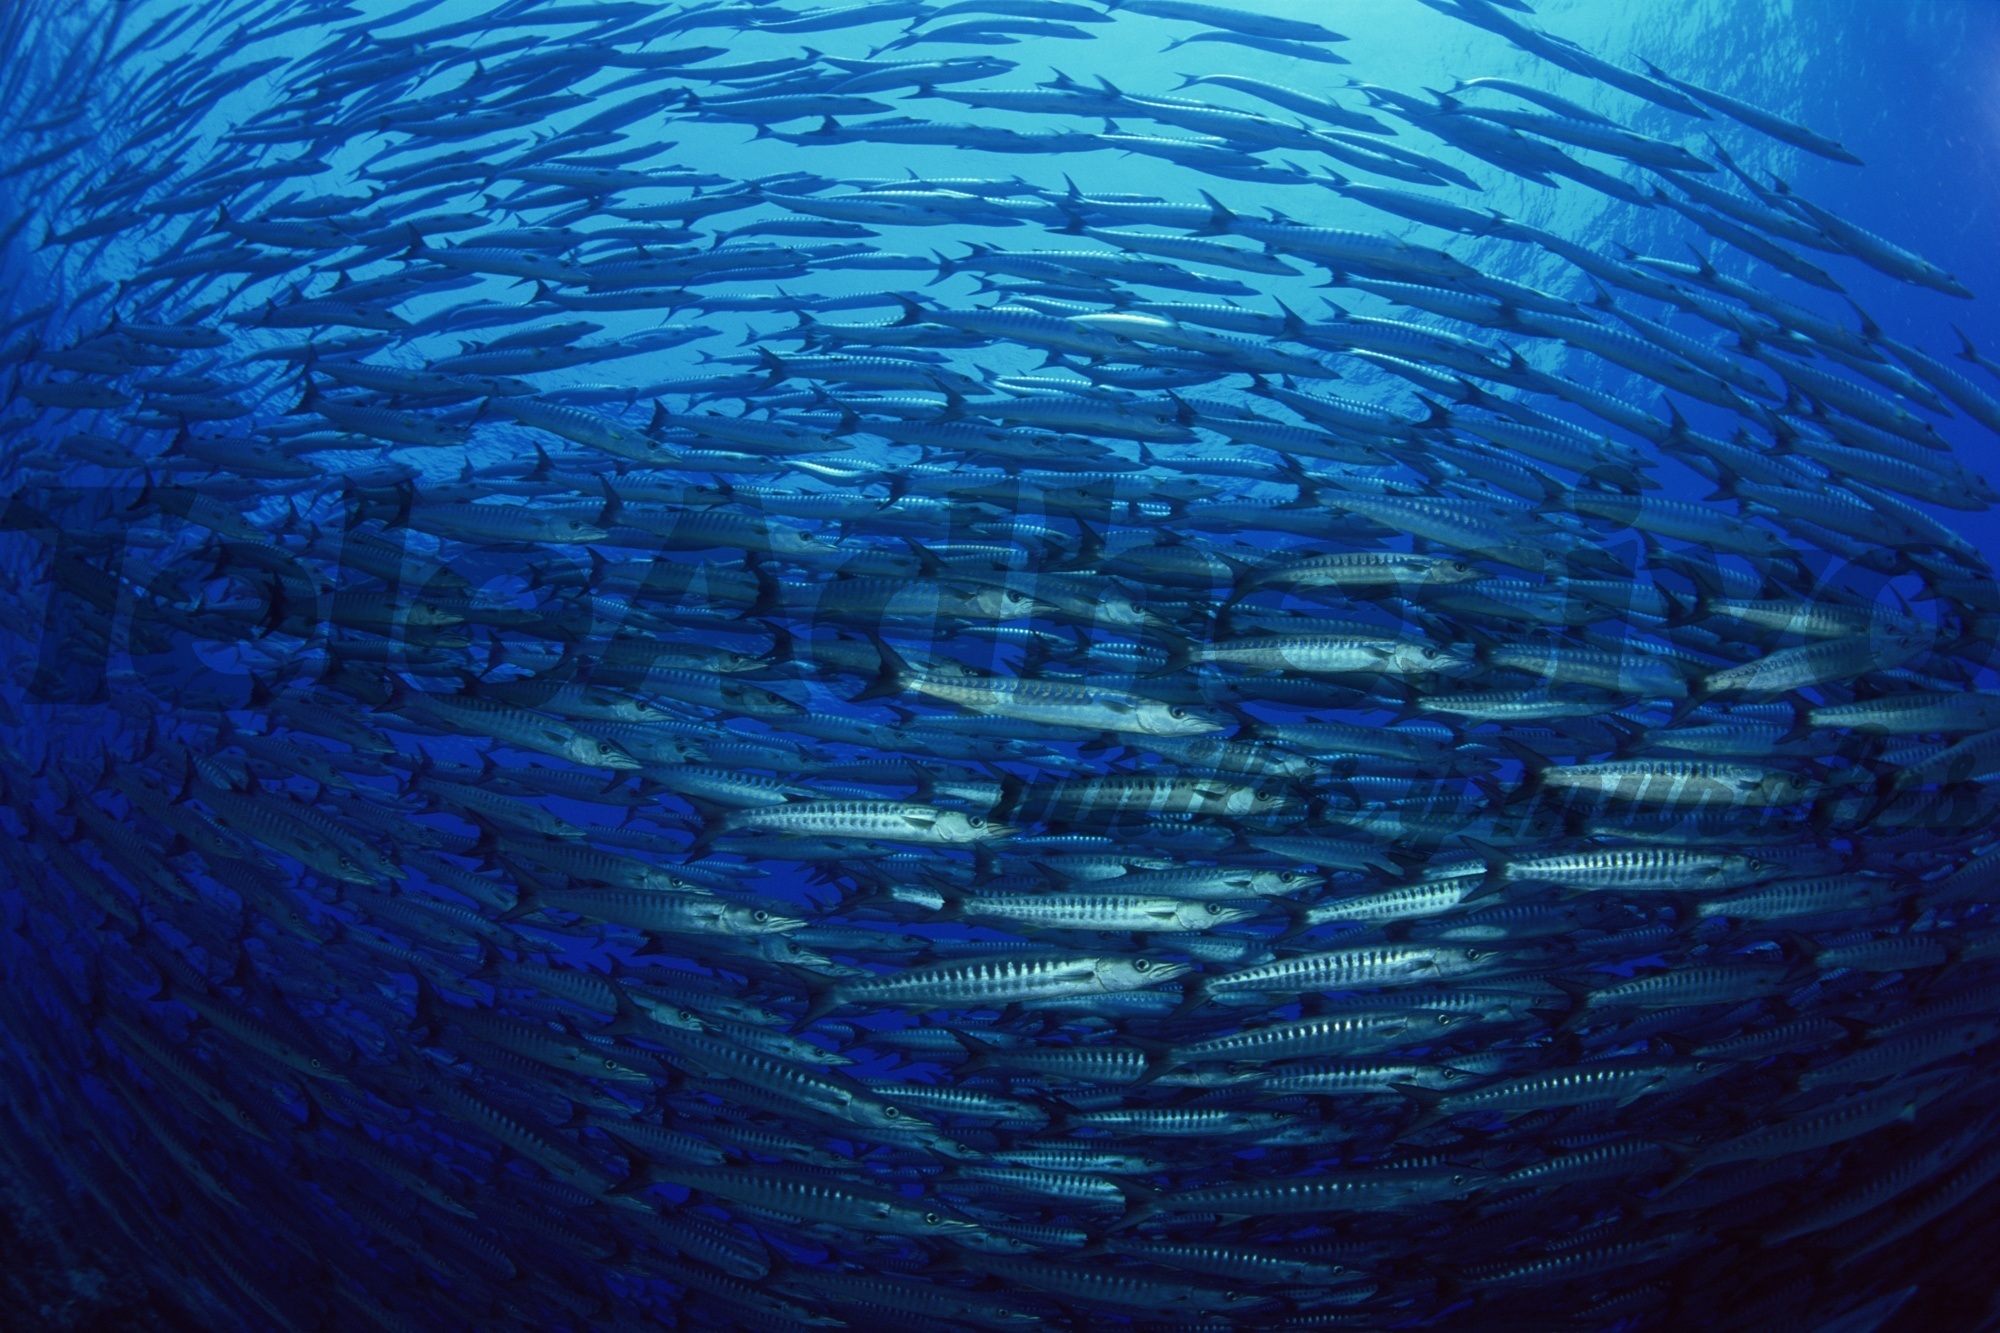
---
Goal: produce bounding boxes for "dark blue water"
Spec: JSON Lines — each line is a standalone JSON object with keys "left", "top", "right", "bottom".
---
{"left": 5, "top": 2, "right": 2000, "bottom": 1330}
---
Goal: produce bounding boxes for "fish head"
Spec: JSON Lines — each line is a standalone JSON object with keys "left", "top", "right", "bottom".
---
{"left": 1097, "top": 955, "right": 1195, "bottom": 990}
{"left": 1438, "top": 945, "right": 1513, "bottom": 977}
{"left": 580, "top": 1051, "right": 658, "bottom": 1087}
{"left": 569, "top": 736, "right": 641, "bottom": 770}
{"left": 915, "top": 1130, "right": 985, "bottom": 1161}
{"left": 1407, "top": 1167, "right": 1490, "bottom": 1201}
{"left": 1700, "top": 853, "right": 1763, "bottom": 887}
{"left": 1422, "top": 556, "right": 1487, "bottom": 585}
{"left": 770, "top": 527, "right": 838, "bottom": 557}
{"left": 297, "top": 1051, "right": 353, "bottom": 1084}
{"left": 634, "top": 998, "right": 704, "bottom": 1032}
{"left": 1090, "top": 593, "right": 1158, "bottom": 632}
{"left": 1130, "top": 701, "right": 1231, "bottom": 736}
{"left": 899, "top": 1202, "right": 991, "bottom": 1242}
{"left": 1408, "top": 1011, "right": 1476, "bottom": 1042}
{"left": 951, "top": 1227, "right": 1048, "bottom": 1255}
{"left": 271, "top": 902, "right": 335, "bottom": 945}
{"left": 1748, "top": 770, "right": 1816, "bottom": 804}
{"left": 1390, "top": 640, "right": 1473, "bottom": 675}
{"left": 723, "top": 903, "right": 807, "bottom": 935}
{"left": 1867, "top": 629, "right": 1928, "bottom": 667}
{"left": 752, "top": 936, "right": 847, "bottom": 971}
{"left": 928, "top": 810, "right": 1013, "bottom": 843}
{"left": 968, "top": 586, "right": 1043, "bottom": 619}
{"left": 1240, "top": 788, "right": 1300, "bottom": 817}
{"left": 326, "top": 849, "right": 381, "bottom": 884}
{"left": 559, "top": 518, "right": 613, "bottom": 542}
{"left": 1184, "top": 901, "right": 1259, "bottom": 930}
{"left": 406, "top": 600, "right": 468, "bottom": 624}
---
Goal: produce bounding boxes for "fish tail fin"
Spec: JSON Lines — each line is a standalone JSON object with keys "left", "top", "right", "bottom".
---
{"left": 948, "top": 1026, "right": 998, "bottom": 1073}
{"left": 1953, "top": 324, "right": 1982, "bottom": 365}
{"left": 1602, "top": 714, "right": 1648, "bottom": 757}
{"left": 790, "top": 970, "right": 844, "bottom": 1029}
{"left": 1848, "top": 297, "right": 1882, "bottom": 342}
{"left": 1147, "top": 637, "right": 1193, "bottom": 677}
{"left": 467, "top": 942, "right": 502, "bottom": 982}
{"left": 756, "top": 618, "right": 798, "bottom": 672}
{"left": 1270, "top": 896, "right": 1316, "bottom": 943}
{"left": 743, "top": 566, "right": 781, "bottom": 619}
{"left": 1166, "top": 986, "right": 1210, "bottom": 1023}
{"left": 600, "top": 983, "right": 652, "bottom": 1039}
{"left": 1390, "top": 1083, "right": 1446, "bottom": 1137}
{"left": 494, "top": 882, "right": 541, "bottom": 924}
{"left": 1130, "top": 1037, "right": 1176, "bottom": 1086}
{"left": 406, "top": 970, "right": 446, "bottom": 1038}
{"left": 1658, "top": 589, "right": 1704, "bottom": 628}
{"left": 1778, "top": 694, "right": 1815, "bottom": 745}
{"left": 1537, "top": 976, "right": 1593, "bottom": 1034}
{"left": 592, "top": 473, "right": 622, "bottom": 530}
{"left": 849, "top": 631, "right": 909, "bottom": 703}
{"left": 602, "top": 1141, "right": 668, "bottom": 1197}
{"left": 1197, "top": 189, "right": 1237, "bottom": 233}
{"left": 1458, "top": 835, "right": 1508, "bottom": 885}
{"left": 1384, "top": 675, "right": 1421, "bottom": 726}
{"left": 1497, "top": 738, "right": 1546, "bottom": 803}
{"left": 1107, "top": 1180, "right": 1157, "bottom": 1233}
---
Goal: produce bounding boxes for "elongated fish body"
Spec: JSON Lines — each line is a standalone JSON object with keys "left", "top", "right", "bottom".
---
{"left": 815, "top": 953, "right": 1192, "bottom": 1017}
{"left": 1538, "top": 759, "right": 1819, "bottom": 807}
{"left": 1142, "top": 1167, "right": 1481, "bottom": 1219}
{"left": 1205, "top": 944, "right": 1494, "bottom": 1000}
{"left": 1410, "top": 1057, "right": 1721, "bottom": 1123}
{"left": 8, "top": 2, "right": 2000, "bottom": 1327}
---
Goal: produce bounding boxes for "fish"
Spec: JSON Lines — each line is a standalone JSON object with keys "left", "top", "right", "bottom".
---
{"left": 0, "top": 0, "right": 1993, "bottom": 1329}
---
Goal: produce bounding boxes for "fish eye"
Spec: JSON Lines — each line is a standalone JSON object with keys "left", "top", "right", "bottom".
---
{"left": 1169, "top": 707, "right": 1187, "bottom": 718}
{"left": 924, "top": 1212, "right": 940, "bottom": 1225}
{"left": 753, "top": 910, "right": 768, "bottom": 922}
{"left": 1133, "top": 958, "right": 1150, "bottom": 971}
{"left": 969, "top": 818, "right": 985, "bottom": 827}
{"left": 884, "top": 1106, "right": 900, "bottom": 1118}
{"left": 1205, "top": 903, "right": 1221, "bottom": 914}
{"left": 604, "top": 1058, "right": 617, "bottom": 1069}
{"left": 310, "top": 1059, "right": 323, "bottom": 1069}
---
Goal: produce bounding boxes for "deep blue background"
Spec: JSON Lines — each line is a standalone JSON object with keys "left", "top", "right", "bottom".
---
{"left": 1710, "top": 0, "right": 2000, "bottom": 553}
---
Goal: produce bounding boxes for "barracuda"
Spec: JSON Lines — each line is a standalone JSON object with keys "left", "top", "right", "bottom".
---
{"left": 9, "top": 0, "right": 2000, "bottom": 1324}
{"left": 806, "top": 952, "right": 1191, "bottom": 1021}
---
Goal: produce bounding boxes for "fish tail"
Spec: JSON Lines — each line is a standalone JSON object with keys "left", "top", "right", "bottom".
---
{"left": 849, "top": 631, "right": 909, "bottom": 703}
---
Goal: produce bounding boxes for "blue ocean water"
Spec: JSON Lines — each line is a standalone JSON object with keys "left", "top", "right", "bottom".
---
{"left": 3, "top": 1, "right": 2000, "bottom": 1330}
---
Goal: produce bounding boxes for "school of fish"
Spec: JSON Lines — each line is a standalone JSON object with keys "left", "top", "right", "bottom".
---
{"left": 2, "top": 0, "right": 1999, "bottom": 1328}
